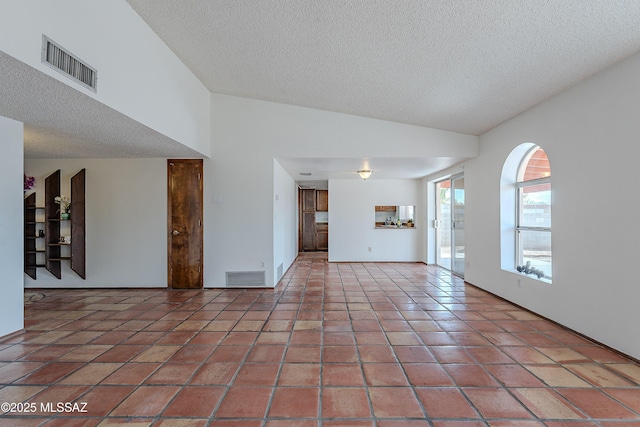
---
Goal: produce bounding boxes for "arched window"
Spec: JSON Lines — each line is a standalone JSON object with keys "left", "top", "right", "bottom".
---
{"left": 516, "top": 146, "right": 551, "bottom": 280}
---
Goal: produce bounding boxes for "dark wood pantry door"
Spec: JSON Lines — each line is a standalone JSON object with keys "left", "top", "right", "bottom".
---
{"left": 167, "top": 159, "right": 203, "bottom": 289}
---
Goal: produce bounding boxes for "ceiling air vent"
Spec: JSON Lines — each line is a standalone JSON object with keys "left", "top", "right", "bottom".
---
{"left": 41, "top": 35, "right": 97, "bottom": 92}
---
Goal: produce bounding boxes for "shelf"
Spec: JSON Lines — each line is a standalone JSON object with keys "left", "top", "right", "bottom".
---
{"left": 45, "top": 170, "right": 62, "bottom": 279}
{"left": 70, "top": 168, "right": 86, "bottom": 279}
{"left": 24, "top": 192, "right": 38, "bottom": 279}
{"left": 26, "top": 169, "right": 85, "bottom": 280}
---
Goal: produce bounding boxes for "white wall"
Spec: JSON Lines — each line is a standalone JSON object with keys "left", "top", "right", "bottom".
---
{"left": 0, "top": 116, "right": 25, "bottom": 336}
{"left": 25, "top": 156, "right": 297, "bottom": 290}
{"left": 329, "top": 179, "right": 422, "bottom": 262}
{"left": 0, "top": 0, "right": 210, "bottom": 156}
{"left": 21, "top": 94, "right": 471, "bottom": 290}
{"left": 209, "top": 94, "right": 475, "bottom": 286}
{"left": 204, "top": 154, "right": 275, "bottom": 287}
{"left": 463, "top": 52, "right": 640, "bottom": 359}
{"left": 211, "top": 94, "right": 478, "bottom": 159}
{"left": 273, "top": 160, "right": 298, "bottom": 283}
{"left": 24, "top": 158, "right": 167, "bottom": 288}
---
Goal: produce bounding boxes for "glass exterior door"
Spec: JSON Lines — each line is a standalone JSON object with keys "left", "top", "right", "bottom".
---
{"left": 435, "top": 180, "right": 451, "bottom": 270}
{"left": 435, "top": 175, "right": 465, "bottom": 277}
{"left": 451, "top": 175, "right": 465, "bottom": 277}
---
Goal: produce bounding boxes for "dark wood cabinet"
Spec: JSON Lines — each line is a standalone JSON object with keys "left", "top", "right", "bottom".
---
{"left": 375, "top": 205, "right": 397, "bottom": 212}
{"left": 299, "top": 188, "right": 329, "bottom": 252}
{"left": 302, "top": 188, "right": 316, "bottom": 211}
{"left": 301, "top": 211, "right": 317, "bottom": 251}
{"left": 316, "top": 223, "right": 328, "bottom": 250}
{"left": 316, "top": 190, "right": 328, "bottom": 212}
{"left": 300, "top": 189, "right": 316, "bottom": 251}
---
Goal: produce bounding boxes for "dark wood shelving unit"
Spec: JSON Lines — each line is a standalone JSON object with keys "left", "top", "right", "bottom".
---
{"left": 30, "top": 168, "right": 87, "bottom": 280}
{"left": 71, "top": 169, "right": 86, "bottom": 279}
{"left": 24, "top": 193, "right": 41, "bottom": 279}
{"left": 45, "top": 170, "right": 62, "bottom": 279}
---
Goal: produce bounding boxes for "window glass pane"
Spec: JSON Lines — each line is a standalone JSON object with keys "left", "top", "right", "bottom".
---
{"left": 397, "top": 205, "right": 414, "bottom": 221}
{"left": 518, "top": 229, "right": 552, "bottom": 278}
{"left": 436, "top": 181, "right": 451, "bottom": 270}
{"left": 521, "top": 147, "right": 550, "bottom": 181}
{"left": 520, "top": 183, "right": 551, "bottom": 228}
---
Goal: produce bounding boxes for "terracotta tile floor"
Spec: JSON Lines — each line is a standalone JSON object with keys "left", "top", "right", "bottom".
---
{"left": 1, "top": 253, "right": 639, "bottom": 426}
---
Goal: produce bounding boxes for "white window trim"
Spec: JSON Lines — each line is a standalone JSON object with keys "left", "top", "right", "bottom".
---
{"left": 516, "top": 151, "right": 551, "bottom": 281}
{"left": 500, "top": 142, "right": 552, "bottom": 284}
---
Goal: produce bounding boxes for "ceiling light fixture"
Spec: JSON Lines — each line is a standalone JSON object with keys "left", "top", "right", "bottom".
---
{"left": 357, "top": 170, "right": 372, "bottom": 180}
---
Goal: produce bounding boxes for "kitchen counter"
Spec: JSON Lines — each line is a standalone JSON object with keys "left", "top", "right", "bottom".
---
{"left": 375, "top": 224, "right": 415, "bottom": 229}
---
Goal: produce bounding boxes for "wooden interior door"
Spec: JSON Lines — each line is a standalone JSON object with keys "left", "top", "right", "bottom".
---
{"left": 168, "top": 159, "right": 203, "bottom": 289}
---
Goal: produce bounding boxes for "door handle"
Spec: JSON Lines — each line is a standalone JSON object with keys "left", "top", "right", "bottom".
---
{"left": 172, "top": 229, "right": 180, "bottom": 236}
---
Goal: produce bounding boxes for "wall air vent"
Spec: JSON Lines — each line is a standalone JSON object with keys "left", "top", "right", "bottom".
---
{"left": 226, "top": 271, "right": 266, "bottom": 288}
{"left": 41, "top": 35, "right": 97, "bottom": 92}
{"left": 277, "top": 263, "right": 284, "bottom": 280}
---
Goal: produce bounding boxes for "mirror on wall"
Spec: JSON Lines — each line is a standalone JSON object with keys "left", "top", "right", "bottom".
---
{"left": 374, "top": 205, "right": 415, "bottom": 228}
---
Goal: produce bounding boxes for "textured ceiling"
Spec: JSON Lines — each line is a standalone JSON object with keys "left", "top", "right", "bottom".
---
{"left": 0, "top": 51, "right": 201, "bottom": 159}
{"left": 128, "top": 0, "right": 640, "bottom": 135}
{"left": 8, "top": 1, "right": 640, "bottom": 178}
{"left": 276, "top": 157, "right": 468, "bottom": 181}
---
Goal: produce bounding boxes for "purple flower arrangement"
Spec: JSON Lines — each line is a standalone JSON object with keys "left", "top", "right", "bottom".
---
{"left": 24, "top": 174, "right": 35, "bottom": 191}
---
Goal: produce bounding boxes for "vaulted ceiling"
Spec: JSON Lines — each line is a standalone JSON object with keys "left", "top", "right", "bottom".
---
{"left": 8, "top": 1, "right": 640, "bottom": 178}
{"left": 127, "top": 0, "right": 640, "bottom": 135}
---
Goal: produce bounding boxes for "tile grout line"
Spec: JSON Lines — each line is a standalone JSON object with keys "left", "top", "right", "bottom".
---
{"left": 6, "top": 255, "right": 640, "bottom": 425}
{"left": 341, "top": 262, "right": 378, "bottom": 427}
